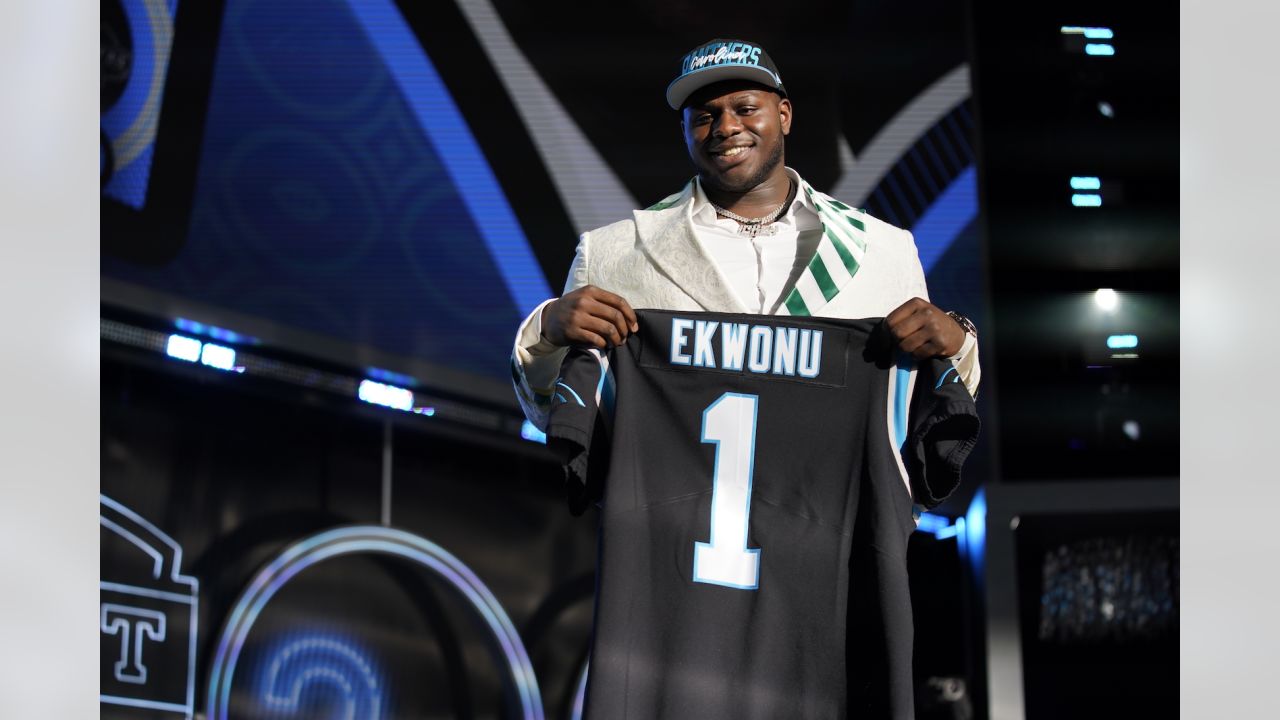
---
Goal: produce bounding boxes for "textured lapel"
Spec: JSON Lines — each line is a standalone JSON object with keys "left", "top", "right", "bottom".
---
{"left": 633, "top": 181, "right": 749, "bottom": 313}
{"left": 776, "top": 179, "right": 871, "bottom": 317}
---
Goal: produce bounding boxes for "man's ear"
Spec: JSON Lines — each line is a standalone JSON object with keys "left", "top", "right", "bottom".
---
{"left": 778, "top": 98, "right": 793, "bottom": 136}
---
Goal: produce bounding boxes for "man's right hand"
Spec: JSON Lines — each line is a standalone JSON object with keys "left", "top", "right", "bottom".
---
{"left": 541, "top": 285, "right": 639, "bottom": 349}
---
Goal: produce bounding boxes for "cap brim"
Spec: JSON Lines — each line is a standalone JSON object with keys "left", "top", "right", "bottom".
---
{"left": 666, "top": 65, "right": 784, "bottom": 110}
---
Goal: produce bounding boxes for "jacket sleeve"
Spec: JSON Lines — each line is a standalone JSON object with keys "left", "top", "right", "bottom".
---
{"left": 900, "top": 227, "right": 982, "bottom": 399}
{"left": 511, "top": 232, "right": 592, "bottom": 430}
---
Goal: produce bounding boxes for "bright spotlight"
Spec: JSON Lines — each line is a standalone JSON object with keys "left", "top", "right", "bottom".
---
{"left": 1094, "top": 288, "right": 1119, "bottom": 312}
{"left": 1123, "top": 420, "right": 1141, "bottom": 441}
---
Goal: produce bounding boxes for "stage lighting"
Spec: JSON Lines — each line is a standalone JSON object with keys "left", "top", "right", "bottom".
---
{"left": 1070, "top": 176, "right": 1101, "bottom": 190}
{"left": 367, "top": 366, "right": 419, "bottom": 387}
{"left": 175, "top": 318, "right": 257, "bottom": 345}
{"left": 1106, "top": 334, "right": 1138, "bottom": 349}
{"left": 1060, "top": 26, "right": 1114, "bottom": 39}
{"left": 1094, "top": 289, "right": 1119, "bottom": 311}
{"left": 915, "top": 513, "right": 950, "bottom": 535}
{"left": 521, "top": 420, "right": 547, "bottom": 444}
{"left": 166, "top": 335, "right": 202, "bottom": 362}
{"left": 357, "top": 380, "right": 414, "bottom": 412}
{"left": 200, "top": 343, "right": 237, "bottom": 371}
{"left": 1060, "top": 26, "right": 1116, "bottom": 57}
{"left": 1071, "top": 194, "right": 1102, "bottom": 207}
{"left": 1123, "top": 420, "right": 1141, "bottom": 441}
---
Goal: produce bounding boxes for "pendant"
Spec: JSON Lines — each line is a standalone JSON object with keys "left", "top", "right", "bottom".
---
{"left": 738, "top": 223, "right": 778, "bottom": 238}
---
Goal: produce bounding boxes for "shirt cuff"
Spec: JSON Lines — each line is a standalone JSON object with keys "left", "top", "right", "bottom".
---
{"left": 517, "top": 298, "right": 561, "bottom": 359}
{"left": 947, "top": 330, "right": 976, "bottom": 365}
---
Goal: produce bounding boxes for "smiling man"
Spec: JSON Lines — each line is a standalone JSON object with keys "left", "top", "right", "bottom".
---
{"left": 511, "top": 38, "right": 980, "bottom": 429}
{"left": 510, "top": 38, "right": 984, "bottom": 718}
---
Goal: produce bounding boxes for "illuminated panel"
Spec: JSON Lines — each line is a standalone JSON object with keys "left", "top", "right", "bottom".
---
{"left": 1106, "top": 334, "right": 1139, "bottom": 349}
{"left": 100, "top": 494, "right": 199, "bottom": 717}
{"left": 357, "top": 380, "right": 414, "bottom": 412}
{"left": 1060, "top": 26, "right": 1114, "bottom": 39}
{"left": 206, "top": 526, "right": 544, "bottom": 720}
{"left": 1060, "top": 26, "right": 1116, "bottom": 56}
{"left": 199, "top": 343, "right": 237, "bottom": 371}
{"left": 165, "top": 335, "right": 202, "bottom": 363}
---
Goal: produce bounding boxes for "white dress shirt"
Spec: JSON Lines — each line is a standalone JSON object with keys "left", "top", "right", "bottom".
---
{"left": 687, "top": 178, "right": 824, "bottom": 314}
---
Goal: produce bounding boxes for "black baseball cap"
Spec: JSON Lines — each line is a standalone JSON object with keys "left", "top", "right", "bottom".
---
{"left": 666, "top": 38, "right": 787, "bottom": 110}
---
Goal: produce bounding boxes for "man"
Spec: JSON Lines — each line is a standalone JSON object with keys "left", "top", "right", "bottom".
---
{"left": 517, "top": 40, "right": 983, "bottom": 717}
{"left": 512, "top": 38, "right": 979, "bottom": 428}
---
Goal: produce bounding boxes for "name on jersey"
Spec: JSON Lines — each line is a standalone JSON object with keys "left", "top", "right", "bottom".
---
{"left": 668, "top": 317, "right": 823, "bottom": 377}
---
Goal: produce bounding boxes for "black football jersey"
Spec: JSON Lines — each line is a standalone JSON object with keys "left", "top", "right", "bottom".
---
{"left": 547, "top": 309, "right": 979, "bottom": 719}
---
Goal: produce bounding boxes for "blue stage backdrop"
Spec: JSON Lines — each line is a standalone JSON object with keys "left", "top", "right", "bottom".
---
{"left": 101, "top": 3, "right": 993, "bottom": 717}
{"left": 101, "top": 0, "right": 986, "bottom": 409}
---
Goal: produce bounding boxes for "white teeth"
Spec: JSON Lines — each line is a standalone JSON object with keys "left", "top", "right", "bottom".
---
{"left": 719, "top": 147, "right": 747, "bottom": 157}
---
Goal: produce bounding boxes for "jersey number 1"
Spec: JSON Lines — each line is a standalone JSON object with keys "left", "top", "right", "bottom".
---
{"left": 693, "top": 392, "right": 761, "bottom": 590}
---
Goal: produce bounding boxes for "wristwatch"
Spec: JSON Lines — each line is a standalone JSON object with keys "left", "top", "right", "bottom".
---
{"left": 945, "top": 311, "right": 978, "bottom": 338}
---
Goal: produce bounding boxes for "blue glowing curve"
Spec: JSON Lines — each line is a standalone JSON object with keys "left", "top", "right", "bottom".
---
{"left": 342, "top": 1, "right": 552, "bottom": 317}
{"left": 911, "top": 165, "right": 977, "bottom": 274}
{"left": 570, "top": 660, "right": 589, "bottom": 720}
{"left": 99, "top": 494, "right": 199, "bottom": 718}
{"left": 964, "top": 488, "right": 987, "bottom": 571}
{"left": 260, "top": 636, "right": 383, "bottom": 720}
{"left": 206, "top": 525, "right": 544, "bottom": 720}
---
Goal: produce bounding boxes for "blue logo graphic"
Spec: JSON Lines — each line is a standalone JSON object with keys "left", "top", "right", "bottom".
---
{"left": 207, "top": 525, "right": 544, "bottom": 720}
{"left": 554, "top": 380, "right": 585, "bottom": 407}
{"left": 255, "top": 635, "right": 384, "bottom": 719}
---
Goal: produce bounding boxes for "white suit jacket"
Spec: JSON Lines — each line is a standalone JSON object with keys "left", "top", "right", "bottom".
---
{"left": 511, "top": 171, "right": 980, "bottom": 429}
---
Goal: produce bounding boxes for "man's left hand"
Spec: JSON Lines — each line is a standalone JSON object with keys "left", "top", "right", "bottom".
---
{"left": 885, "top": 297, "right": 966, "bottom": 359}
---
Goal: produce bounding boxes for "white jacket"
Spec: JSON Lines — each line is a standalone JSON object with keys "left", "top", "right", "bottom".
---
{"left": 511, "top": 171, "right": 980, "bottom": 429}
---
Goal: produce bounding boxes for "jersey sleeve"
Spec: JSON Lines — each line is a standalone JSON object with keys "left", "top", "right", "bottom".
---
{"left": 545, "top": 347, "right": 611, "bottom": 515}
{"left": 510, "top": 232, "right": 592, "bottom": 430}
{"left": 902, "top": 358, "right": 982, "bottom": 509}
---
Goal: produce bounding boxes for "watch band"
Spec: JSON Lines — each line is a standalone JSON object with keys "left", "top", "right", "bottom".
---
{"left": 946, "top": 310, "right": 978, "bottom": 338}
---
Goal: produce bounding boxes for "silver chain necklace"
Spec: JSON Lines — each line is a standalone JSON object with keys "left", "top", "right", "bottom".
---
{"left": 709, "top": 183, "right": 795, "bottom": 239}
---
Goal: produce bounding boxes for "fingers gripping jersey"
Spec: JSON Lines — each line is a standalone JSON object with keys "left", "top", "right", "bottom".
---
{"left": 547, "top": 310, "right": 979, "bottom": 720}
